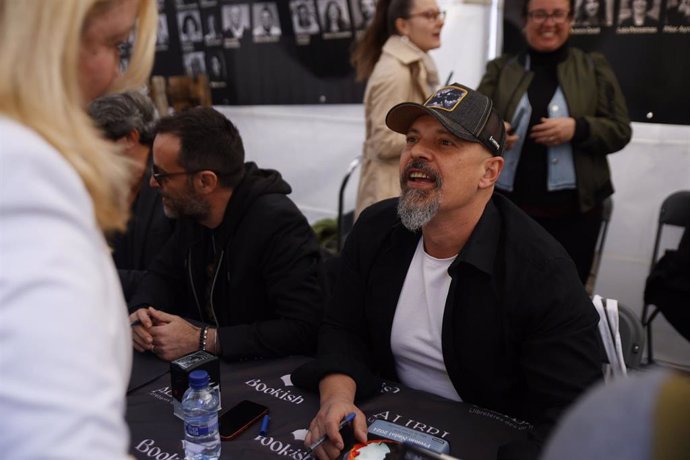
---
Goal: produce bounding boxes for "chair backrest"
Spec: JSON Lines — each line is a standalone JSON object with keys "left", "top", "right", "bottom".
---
{"left": 336, "top": 156, "right": 362, "bottom": 252}
{"left": 643, "top": 190, "right": 689, "bottom": 364}
{"left": 617, "top": 303, "right": 645, "bottom": 369}
{"left": 650, "top": 190, "right": 690, "bottom": 271}
{"left": 594, "top": 296, "right": 645, "bottom": 375}
{"left": 659, "top": 190, "right": 690, "bottom": 227}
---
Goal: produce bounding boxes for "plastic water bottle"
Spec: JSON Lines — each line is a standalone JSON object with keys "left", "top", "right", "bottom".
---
{"left": 182, "top": 370, "right": 221, "bottom": 460}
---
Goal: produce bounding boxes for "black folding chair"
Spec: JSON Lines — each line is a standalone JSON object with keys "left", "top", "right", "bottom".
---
{"left": 618, "top": 302, "right": 645, "bottom": 370}
{"left": 641, "top": 190, "right": 690, "bottom": 363}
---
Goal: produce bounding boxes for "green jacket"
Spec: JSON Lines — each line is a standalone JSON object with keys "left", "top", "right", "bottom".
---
{"left": 477, "top": 47, "right": 632, "bottom": 212}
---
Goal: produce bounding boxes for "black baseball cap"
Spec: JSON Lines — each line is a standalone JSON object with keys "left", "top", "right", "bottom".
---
{"left": 385, "top": 83, "right": 506, "bottom": 156}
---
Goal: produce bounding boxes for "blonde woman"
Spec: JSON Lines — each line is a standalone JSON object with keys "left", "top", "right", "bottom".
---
{"left": 0, "top": 1, "right": 156, "bottom": 457}
{"left": 351, "top": 0, "right": 444, "bottom": 217}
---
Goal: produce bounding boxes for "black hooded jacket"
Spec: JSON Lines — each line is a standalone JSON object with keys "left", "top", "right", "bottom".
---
{"left": 129, "top": 162, "right": 323, "bottom": 360}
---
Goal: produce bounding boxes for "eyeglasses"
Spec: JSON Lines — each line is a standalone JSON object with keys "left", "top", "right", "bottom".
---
{"left": 150, "top": 164, "right": 203, "bottom": 185}
{"left": 527, "top": 9, "right": 571, "bottom": 24}
{"left": 407, "top": 10, "right": 446, "bottom": 22}
{"left": 150, "top": 164, "right": 232, "bottom": 185}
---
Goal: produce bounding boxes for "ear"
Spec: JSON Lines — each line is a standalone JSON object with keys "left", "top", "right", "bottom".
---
{"left": 195, "top": 170, "right": 220, "bottom": 194}
{"left": 128, "top": 129, "right": 141, "bottom": 146}
{"left": 395, "top": 17, "right": 409, "bottom": 36}
{"left": 478, "top": 156, "right": 504, "bottom": 189}
{"left": 118, "top": 129, "right": 139, "bottom": 149}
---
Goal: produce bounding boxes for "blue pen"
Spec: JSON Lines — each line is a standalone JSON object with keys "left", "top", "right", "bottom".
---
{"left": 307, "top": 412, "right": 356, "bottom": 451}
{"left": 259, "top": 414, "right": 270, "bottom": 436}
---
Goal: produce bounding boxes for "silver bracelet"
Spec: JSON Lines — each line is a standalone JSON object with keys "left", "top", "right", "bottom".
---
{"left": 199, "top": 325, "right": 209, "bottom": 352}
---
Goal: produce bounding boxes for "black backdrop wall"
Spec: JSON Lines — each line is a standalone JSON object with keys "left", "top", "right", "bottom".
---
{"left": 152, "top": 0, "right": 689, "bottom": 125}
{"left": 153, "top": 0, "right": 367, "bottom": 105}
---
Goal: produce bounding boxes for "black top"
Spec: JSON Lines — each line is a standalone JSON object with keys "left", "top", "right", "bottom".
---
{"left": 506, "top": 45, "right": 588, "bottom": 215}
{"left": 111, "top": 162, "right": 175, "bottom": 300}
{"left": 293, "top": 194, "right": 603, "bottom": 459}
{"left": 129, "top": 162, "right": 324, "bottom": 360}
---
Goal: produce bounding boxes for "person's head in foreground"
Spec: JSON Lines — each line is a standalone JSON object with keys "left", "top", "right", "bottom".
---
{"left": 0, "top": 0, "right": 157, "bottom": 458}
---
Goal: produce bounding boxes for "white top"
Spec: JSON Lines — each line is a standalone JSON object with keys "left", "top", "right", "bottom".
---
{"left": 391, "top": 238, "right": 461, "bottom": 401}
{"left": 0, "top": 118, "right": 131, "bottom": 458}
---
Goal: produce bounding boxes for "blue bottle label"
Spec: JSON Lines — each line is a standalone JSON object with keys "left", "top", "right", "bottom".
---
{"left": 185, "top": 420, "right": 218, "bottom": 437}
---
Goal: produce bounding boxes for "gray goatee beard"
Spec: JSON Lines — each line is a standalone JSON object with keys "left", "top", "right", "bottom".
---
{"left": 397, "top": 160, "right": 441, "bottom": 232}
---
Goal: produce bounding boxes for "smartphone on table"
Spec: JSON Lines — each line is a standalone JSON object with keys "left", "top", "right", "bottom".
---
{"left": 218, "top": 400, "right": 268, "bottom": 441}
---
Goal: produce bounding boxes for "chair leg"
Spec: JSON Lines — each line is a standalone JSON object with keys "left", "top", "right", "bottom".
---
{"left": 646, "top": 321, "right": 654, "bottom": 364}
{"left": 645, "top": 308, "right": 661, "bottom": 364}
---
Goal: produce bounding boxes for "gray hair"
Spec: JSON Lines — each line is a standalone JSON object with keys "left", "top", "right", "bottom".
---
{"left": 88, "top": 91, "right": 158, "bottom": 146}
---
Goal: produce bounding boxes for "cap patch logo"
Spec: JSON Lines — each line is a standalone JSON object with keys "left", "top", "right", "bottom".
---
{"left": 489, "top": 136, "right": 500, "bottom": 150}
{"left": 425, "top": 86, "right": 467, "bottom": 112}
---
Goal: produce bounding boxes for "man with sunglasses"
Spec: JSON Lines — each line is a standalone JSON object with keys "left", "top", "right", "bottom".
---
{"left": 128, "top": 107, "right": 323, "bottom": 362}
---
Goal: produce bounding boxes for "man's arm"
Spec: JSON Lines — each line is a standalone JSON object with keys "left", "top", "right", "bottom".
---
{"left": 128, "top": 228, "right": 186, "bottom": 312}
{"left": 572, "top": 52, "right": 632, "bottom": 155}
{"left": 292, "top": 202, "right": 394, "bottom": 399}
{"left": 216, "top": 201, "right": 324, "bottom": 359}
{"left": 118, "top": 268, "right": 146, "bottom": 301}
{"left": 504, "top": 256, "right": 603, "bottom": 458}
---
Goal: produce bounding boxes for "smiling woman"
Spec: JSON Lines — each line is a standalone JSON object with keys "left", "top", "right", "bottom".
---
{"left": 477, "top": 0, "right": 632, "bottom": 284}
{"left": 0, "top": 0, "right": 156, "bottom": 457}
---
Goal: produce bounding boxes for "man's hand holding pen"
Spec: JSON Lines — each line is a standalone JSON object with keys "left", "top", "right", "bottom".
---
{"left": 306, "top": 374, "right": 368, "bottom": 460}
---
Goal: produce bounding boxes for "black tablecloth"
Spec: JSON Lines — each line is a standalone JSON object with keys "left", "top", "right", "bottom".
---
{"left": 127, "top": 353, "right": 531, "bottom": 459}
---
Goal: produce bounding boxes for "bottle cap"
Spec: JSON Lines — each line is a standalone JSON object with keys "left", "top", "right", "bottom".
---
{"left": 188, "top": 370, "right": 210, "bottom": 390}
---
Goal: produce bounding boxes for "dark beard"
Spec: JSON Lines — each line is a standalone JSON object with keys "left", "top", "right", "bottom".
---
{"left": 161, "top": 185, "right": 210, "bottom": 221}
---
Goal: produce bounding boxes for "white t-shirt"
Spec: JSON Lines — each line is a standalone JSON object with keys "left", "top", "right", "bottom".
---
{"left": 0, "top": 118, "right": 131, "bottom": 458}
{"left": 391, "top": 238, "right": 461, "bottom": 401}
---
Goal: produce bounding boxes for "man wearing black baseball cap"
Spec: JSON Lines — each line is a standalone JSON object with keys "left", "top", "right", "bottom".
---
{"left": 295, "top": 83, "right": 602, "bottom": 460}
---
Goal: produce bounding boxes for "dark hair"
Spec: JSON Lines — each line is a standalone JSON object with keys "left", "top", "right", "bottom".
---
{"left": 88, "top": 91, "right": 158, "bottom": 146}
{"left": 326, "top": 1, "right": 343, "bottom": 18}
{"left": 575, "top": 0, "right": 605, "bottom": 25}
{"left": 522, "top": 0, "right": 575, "bottom": 17}
{"left": 351, "top": 0, "right": 413, "bottom": 81}
{"left": 155, "top": 107, "right": 245, "bottom": 188}
{"left": 325, "top": 0, "right": 349, "bottom": 30}
{"left": 183, "top": 14, "right": 199, "bottom": 34}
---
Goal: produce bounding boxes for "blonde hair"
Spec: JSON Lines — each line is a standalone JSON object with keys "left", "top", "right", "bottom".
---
{"left": 0, "top": 0, "right": 157, "bottom": 232}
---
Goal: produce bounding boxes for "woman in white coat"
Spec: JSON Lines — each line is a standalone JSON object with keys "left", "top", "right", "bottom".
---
{"left": 0, "top": 1, "right": 156, "bottom": 457}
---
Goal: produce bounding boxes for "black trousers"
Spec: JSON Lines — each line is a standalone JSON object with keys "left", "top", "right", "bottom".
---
{"left": 531, "top": 207, "right": 604, "bottom": 284}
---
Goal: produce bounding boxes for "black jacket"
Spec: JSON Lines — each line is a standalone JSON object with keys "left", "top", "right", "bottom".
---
{"left": 112, "top": 166, "right": 174, "bottom": 300}
{"left": 130, "top": 162, "right": 323, "bottom": 360}
{"left": 294, "top": 194, "right": 603, "bottom": 459}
